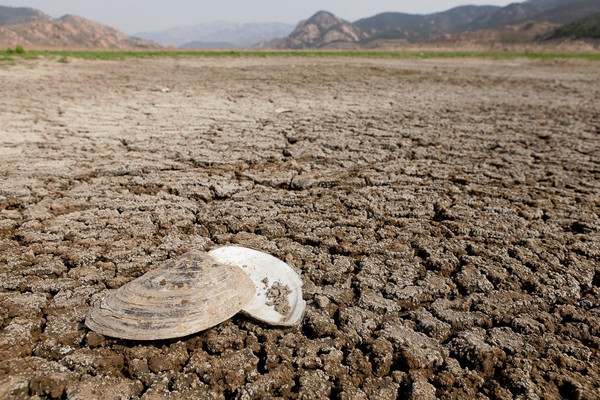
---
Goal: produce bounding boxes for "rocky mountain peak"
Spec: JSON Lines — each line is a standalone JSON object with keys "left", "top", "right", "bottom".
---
{"left": 301, "top": 10, "right": 344, "bottom": 30}
{"left": 267, "top": 10, "right": 368, "bottom": 49}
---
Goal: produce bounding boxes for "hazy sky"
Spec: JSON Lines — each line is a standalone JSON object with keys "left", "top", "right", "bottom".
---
{"left": 2, "top": 1, "right": 516, "bottom": 34}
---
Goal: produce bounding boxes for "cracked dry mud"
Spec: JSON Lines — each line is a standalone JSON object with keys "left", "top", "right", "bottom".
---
{"left": 0, "top": 55, "right": 599, "bottom": 399}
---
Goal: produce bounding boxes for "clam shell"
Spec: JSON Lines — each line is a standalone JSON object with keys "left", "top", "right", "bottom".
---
{"left": 208, "top": 246, "right": 306, "bottom": 326}
{"left": 85, "top": 251, "right": 255, "bottom": 340}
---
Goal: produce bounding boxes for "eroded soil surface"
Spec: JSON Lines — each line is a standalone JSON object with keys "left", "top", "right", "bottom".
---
{"left": 0, "top": 56, "right": 599, "bottom": 399}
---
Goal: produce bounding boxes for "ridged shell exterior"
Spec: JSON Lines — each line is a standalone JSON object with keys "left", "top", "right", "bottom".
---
{"left": 208, "top": 246, "right": 306, "bottom": 326}
{"left": 85, "top": 251, "right": 255, "bottom": 340}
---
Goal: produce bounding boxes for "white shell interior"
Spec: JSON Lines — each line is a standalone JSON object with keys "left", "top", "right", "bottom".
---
{"left": 209, "top": 246, "right": 306, "bottom": 326}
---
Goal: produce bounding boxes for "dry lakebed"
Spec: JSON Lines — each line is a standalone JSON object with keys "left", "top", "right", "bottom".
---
{"left": 0, "top": 54, "right": 599, "bottom": 399}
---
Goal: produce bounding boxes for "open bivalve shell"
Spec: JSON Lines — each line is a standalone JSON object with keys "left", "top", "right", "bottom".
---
{"left": 209, "top": 246, "right": 306, "bottom": 326}
{"left": 85, "top": 251, "right": 255, "bottom": 340}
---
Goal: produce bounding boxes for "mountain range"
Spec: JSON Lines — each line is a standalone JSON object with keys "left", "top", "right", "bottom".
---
{"left": 134, "top": 22, "right": 295, "bottom": 48}
{"left": 265, "top": 0, "right": 600, "bottom": 49}
{"left": 1, "top": 0, "right": 599, "bottom": 50}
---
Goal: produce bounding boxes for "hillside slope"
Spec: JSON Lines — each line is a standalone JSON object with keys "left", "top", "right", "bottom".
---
{"left": 546, "top": 12, "right": 600, "bottom": 38}
{"left": 465, "top": 0, "right": 575, "bottom": 31}
{"left": 0, "top": 13, "right": 158, "bottom": 49}
{"left": 355, "top": 5, "right": 500, "bottom": 43}
{"left": 526, "top": 0, "right": 600, "bottom": 24}
{"left": 423, "top": 21, "right": 560, "bottom": 48}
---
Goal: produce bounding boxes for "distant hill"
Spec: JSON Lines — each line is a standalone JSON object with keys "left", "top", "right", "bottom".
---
{"left": 179, "top": 40, "right": 238, "bottom": 49}
{"left": 545, "top": 12, "right": 600, "bottom": 39}
{"left": 0, "top": 5, "right": 50, "bottom": 26}
{"left": 525, "top": 0, "right": 600, "bottom": 24}
{"left": 0, "top": 8, "right": 159, "bottom": 49}
{"left": 266, "top": 11, "right": 367, "bottom": 49}
{"left": 464, "top": 0, "right": 576, "bottom": 31}
{"left": 424, "top": 21, "right": 560, "bottom": 48}
{"left": 355, "top": 5, "right": 500, "bottom": 43}
{"left": 135, "top": 22, "right": 294, "bottom": 48}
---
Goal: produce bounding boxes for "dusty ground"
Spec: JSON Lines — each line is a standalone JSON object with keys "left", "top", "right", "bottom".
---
{"left": 0, "top": 55, "right": 599, "bottom": 399}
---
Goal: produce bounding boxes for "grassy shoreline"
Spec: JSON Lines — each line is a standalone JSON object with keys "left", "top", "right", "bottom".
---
{"left": 2, "top": 48, "right": 600, "bottom": 61}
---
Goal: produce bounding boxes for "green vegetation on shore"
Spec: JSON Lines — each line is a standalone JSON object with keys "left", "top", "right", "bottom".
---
{"left": 2, "top": 47, "right": 600, "bottom": 62}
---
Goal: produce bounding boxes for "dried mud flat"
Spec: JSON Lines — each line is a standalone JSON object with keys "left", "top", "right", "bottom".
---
{"left": 0, "top": 55, "right": 599, "bottom": 399}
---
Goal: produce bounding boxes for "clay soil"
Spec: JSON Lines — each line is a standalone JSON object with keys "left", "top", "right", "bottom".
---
{"left": 0, "top": 55, "right": 599, "bottom": 399}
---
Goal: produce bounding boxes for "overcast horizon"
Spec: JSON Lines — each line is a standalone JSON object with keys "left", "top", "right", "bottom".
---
{"left": 2, "top": 1, "right": 517, "bottom": 34}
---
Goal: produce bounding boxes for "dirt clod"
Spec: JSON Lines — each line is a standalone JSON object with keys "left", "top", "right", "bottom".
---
{"left": 265, "top": 280, "right": 292, "bottom": 316}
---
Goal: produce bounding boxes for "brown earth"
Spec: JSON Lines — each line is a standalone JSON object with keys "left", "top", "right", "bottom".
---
{"left": 0, "top": 55, "right": 599, "bottom": 399}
